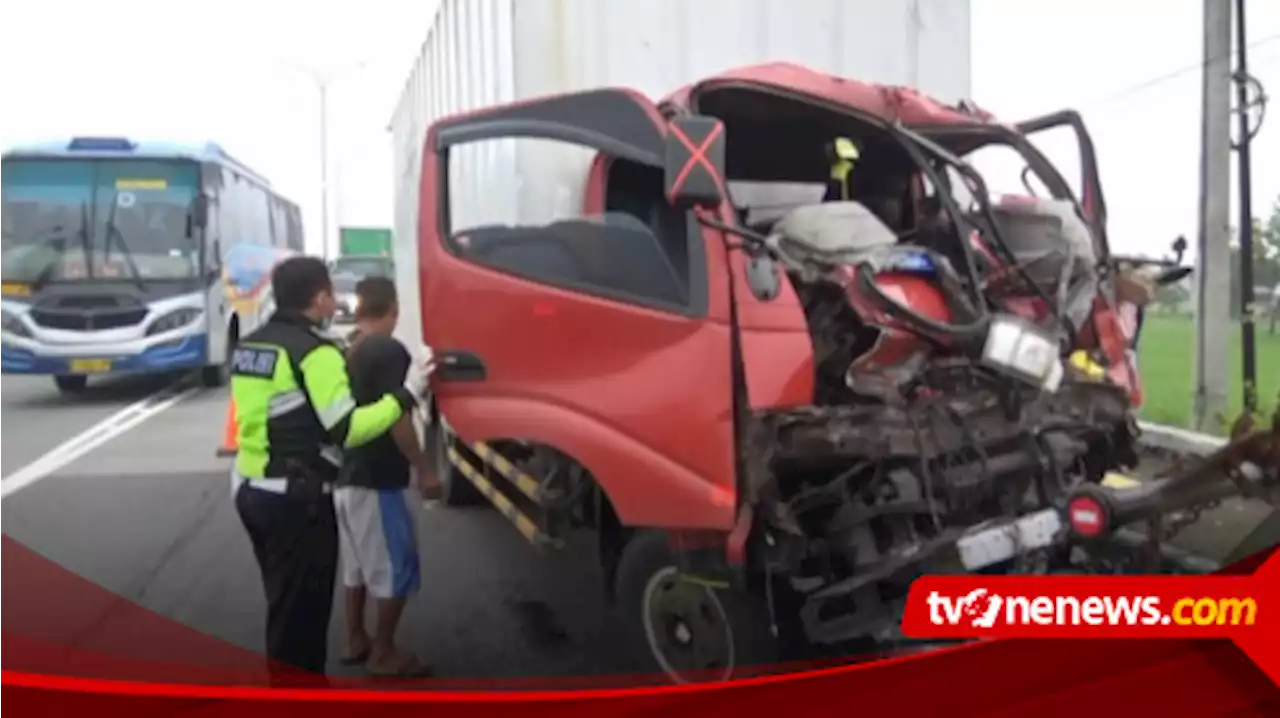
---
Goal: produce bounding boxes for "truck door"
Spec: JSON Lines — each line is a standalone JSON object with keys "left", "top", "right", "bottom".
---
{"left": 1015, "top": 110, "right": 1110, "bottom": 258}
{"left": 419, "top": 88, "right": 738, "bottom": 531}
{"left": 1015, "top": 110, "right": 1138, "bottom": 394}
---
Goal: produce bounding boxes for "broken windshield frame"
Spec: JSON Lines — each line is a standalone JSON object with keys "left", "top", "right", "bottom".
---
{"left": 891, "top": 122, "right": 1078, "bottom": 343}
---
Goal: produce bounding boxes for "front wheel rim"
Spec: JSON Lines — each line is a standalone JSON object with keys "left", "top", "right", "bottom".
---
{"left": 640, "top": 566, "right": 735, "bottom": 684}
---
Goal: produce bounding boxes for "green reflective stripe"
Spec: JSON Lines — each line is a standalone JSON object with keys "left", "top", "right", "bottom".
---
{"left": 268, "top": 390, "right": 308, "bottom": 418}
{"left": 316, "top": 394, "right": 356, "bottom": 429}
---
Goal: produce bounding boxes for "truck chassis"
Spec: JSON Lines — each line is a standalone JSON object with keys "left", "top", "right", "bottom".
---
{"left": 424, "top": 401, "right": 1279, "bottom": 683}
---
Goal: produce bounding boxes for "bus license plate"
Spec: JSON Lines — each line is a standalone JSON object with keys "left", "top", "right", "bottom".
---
{"left": 69, "top": 359, "right": 112, "bottom": 373}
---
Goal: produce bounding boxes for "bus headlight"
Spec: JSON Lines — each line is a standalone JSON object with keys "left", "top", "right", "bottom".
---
{"left": 1, "top": 310, "right": 32, "bottom": 339}
{"left": 146, "top": 308, "right": 203, "bottom": 336}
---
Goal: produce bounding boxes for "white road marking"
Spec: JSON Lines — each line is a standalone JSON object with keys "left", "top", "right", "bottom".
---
{"left": 0, "top": 383, "right": 202, "bottom": 499}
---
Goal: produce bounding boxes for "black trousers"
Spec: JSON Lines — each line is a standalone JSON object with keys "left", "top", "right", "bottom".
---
{"left": 234, "top": 479, "right": 337, "bottom": 683}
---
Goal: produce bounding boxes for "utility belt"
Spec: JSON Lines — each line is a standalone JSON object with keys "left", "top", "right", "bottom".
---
{"left": 236, "top": 459, "right": 336, "bottom": 515}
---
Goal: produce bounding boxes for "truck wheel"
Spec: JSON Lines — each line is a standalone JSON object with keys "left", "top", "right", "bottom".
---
{"left": 428, "top": 419, "right": 483, "bottom": 507}
{"left": 54, "top": 375, "right": 88, "bottom": 394}
{"left": 615, "top": 529, "right": 778, "bottom": 684}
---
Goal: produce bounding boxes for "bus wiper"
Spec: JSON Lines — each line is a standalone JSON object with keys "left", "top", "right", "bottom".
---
{"left": 79, "top": 201, "right": 92, "bottom": 279}
{"left": 102, "top": 192, "right": 148, "bottom": 292}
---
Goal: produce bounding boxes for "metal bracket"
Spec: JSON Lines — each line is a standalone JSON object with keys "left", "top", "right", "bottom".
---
{"left": 745, "top": 255, "right": 780, "bottom": 301}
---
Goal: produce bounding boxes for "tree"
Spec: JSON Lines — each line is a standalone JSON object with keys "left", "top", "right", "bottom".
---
{"left": 1226, "top": 195, "right": 1280, "bottom": 319}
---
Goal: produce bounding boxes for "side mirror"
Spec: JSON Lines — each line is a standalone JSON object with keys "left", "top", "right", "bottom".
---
{"left": 192, "top": 195, "right": 210, "bottom": 229}
{"left": 206, "top": 239, "right": 222, "bottom": 277}
{"left": 663, "top": 115, "right": 727, "bottom": 210}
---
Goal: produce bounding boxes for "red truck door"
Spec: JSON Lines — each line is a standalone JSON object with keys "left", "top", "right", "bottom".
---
{"left": 1015, "top": 110, "right": 1138, "bottom": 395}
{"left": 1015, "top": 110, "right": 1110, "bottom": 258}
{"left": 418, "top": 89, "right": 738, "bottom": 531}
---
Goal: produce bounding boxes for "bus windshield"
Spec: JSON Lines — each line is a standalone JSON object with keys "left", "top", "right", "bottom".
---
{"left": 1, "top": 158, "right": 201, "bottom": 284}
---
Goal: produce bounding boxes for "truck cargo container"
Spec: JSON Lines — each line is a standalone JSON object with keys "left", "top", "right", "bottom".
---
{"left": 387, "top": 0, "right": 971, "bottom": 351}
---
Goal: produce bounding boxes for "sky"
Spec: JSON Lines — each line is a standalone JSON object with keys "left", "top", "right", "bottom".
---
{"left": 1, "top": 0, "right": 1278, "bottom": 262}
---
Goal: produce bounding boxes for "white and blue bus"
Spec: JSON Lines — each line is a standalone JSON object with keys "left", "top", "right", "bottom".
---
{"left": 1, "top": 137, "right": 303, "bottom": 393}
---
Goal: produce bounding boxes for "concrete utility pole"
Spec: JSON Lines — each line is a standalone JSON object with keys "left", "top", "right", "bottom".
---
{"left": 275, "top": 58, "right": 366, "bottom": 261}
{"left": 1192, "top": 0, "right": 1234, "bottom": 433}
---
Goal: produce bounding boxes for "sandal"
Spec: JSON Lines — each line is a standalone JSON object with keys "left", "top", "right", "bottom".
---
{"left": 339, "top": 647, "right": 371, "bottom": 666}
{"left": 366, "top": 653, "right": 434, "bottom": 678}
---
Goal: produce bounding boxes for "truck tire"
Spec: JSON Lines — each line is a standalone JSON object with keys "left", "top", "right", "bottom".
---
{"left": 54, "top": 375, "right": 88, "bottom": 394}
{"left": 615, "top": 529, "right": 779, "bottom": 684}
{"left": 428, "top": 419, "right": 483, "bottom": 507}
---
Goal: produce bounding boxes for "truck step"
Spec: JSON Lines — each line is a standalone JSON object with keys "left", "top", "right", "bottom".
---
{"left": 470, "top": 441, "right": 551, "bottom": 505}
{"left": 446, "top": 445, "right": 563, "bottom": 551}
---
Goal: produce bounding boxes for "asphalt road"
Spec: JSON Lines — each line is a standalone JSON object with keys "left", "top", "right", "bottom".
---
{"left": 0, "top": 371, "right": 635, "bottom": 683}
{"left": 1, "top": 368, "right": 1275, "bottom": 686}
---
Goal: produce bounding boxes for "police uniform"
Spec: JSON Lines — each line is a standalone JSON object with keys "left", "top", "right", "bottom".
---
{"left": 229, "top": 309, "right": 416, "bottom": 679}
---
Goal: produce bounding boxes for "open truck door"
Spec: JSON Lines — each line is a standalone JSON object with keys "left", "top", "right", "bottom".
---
{"left": 417, "top": 88, "right": 740, "bottom": 531}
{"left": 1014, "top": 110, "right": 1110, "bottom": 259}
{"left": 1011, "top": 109, "right": 1147, "bottom": 396}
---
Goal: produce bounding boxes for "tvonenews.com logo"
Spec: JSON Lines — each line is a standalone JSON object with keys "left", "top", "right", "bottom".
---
{"left": 925, "top": 588, "right": 1259, "bottom": 629}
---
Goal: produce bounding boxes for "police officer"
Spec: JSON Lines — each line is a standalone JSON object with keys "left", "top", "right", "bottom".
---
{"left": 229, "top": 255, "right": 434, "bottom": 684}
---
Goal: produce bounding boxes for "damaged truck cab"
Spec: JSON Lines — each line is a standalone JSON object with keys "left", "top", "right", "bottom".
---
{"left": 415, "top": 63, "right": 1275, "bottom": 684}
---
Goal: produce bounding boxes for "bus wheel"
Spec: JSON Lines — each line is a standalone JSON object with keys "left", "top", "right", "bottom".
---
{"left": 54, "top": 375, "right": 88, "bottom": 394}
{"left": 428, "top": 419, "right": 483, "bottom": 507}
{"left": 201, "top": 328, "right": 237, "bottom": 388}
{"left": 615, "top": 529, "right": 778, "bottom": 684}
{"left": 200, "top": 363, "right": 228, "bottom": 388}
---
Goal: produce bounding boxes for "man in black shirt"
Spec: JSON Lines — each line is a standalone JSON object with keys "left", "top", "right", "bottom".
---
{"left": 333, "top": 276, "right": 440, "bottom": 677}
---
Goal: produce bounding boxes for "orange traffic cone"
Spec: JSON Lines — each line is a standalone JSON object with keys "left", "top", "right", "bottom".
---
{"left": 217, "top": 397, "right": 239, "bottom": 457}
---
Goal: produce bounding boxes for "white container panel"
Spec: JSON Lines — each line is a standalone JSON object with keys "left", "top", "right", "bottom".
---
{"left": 389, "top": 0, "right": 519, "bottom": 349}
{"left": 390, "top": 0, "right": 972, "bottom": 349}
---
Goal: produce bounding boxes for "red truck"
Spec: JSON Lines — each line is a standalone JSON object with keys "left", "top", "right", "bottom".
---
{"left": 413, "top": 62, "right": 1278, "bottom": 683}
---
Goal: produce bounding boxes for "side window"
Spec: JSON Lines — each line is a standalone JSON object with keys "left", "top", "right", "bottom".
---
{"left": 444, "top": 136, "right": 693, "bottom": 313}
{"left": 288, "top": 206, "right": 304, "bottom": 251}
{"left": 198, "top": 163, "right": 222, "bottom": 268}
{"left": 959, "top": 144, "right": 1053, "bottom": 204}
{"left": 244, "top": 179, "right": 270, "bottom": 246}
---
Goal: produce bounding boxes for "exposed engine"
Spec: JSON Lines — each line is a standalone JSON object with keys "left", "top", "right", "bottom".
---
{"left": 745, "top": 200, "right": 1140, "bottom": 644}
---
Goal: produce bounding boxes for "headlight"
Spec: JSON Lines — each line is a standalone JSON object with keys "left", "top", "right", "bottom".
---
{"left": 1, "top": 310, "right": 32, "bottom": 339}
{"left": 980, "top": 313, "right": 1064, "bottom": 392}
{"left": 146, "top": 307, "right": 203, "bottom": 336}
{"left": 339, "top": 293, "right": 358, "bottom": 312}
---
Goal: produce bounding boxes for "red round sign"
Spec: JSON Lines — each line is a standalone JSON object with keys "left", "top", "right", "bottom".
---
{"left": 1067, "top": 495, "right": 1107, "bottom": 538}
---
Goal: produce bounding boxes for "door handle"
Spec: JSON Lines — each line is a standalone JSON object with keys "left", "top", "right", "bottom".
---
{"left": 434, "top": 350, "right": 487, "bottom": 382}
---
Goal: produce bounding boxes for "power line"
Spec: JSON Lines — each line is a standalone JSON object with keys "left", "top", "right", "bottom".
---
{"left": 1084, "top": 33, "right": 1279, "bottom": 109}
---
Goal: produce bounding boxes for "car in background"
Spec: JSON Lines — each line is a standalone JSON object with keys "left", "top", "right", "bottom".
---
{"left": 331, "top": 270, "right": 362, "bottom": 325}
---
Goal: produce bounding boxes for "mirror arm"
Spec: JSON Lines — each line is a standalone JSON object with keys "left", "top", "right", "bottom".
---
{"left": 695, "top": 215, "right": 773, "bottom": 256}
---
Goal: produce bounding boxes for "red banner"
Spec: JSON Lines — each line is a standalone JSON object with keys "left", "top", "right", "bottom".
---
{"left": 3, "top": 536, "right": 1278, "bottom": 714}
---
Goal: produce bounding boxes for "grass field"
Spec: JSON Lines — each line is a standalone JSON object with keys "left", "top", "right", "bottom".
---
{"left": 1135, "top": 313, "right": 1279, "bottom": 434}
